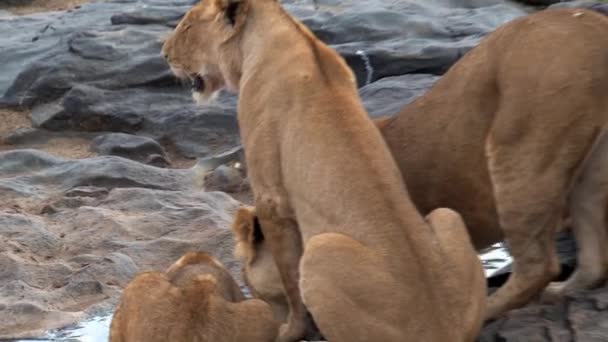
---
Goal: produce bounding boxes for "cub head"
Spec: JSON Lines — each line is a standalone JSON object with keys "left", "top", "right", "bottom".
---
{"left": 231, "top": 206, "right": 289, "bottom": 322}
{"left": 161, "top": 0, "right": 250, "bottom": 104}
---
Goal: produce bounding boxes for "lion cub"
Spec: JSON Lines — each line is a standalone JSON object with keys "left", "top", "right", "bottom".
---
{"left": 109, "top": 252, "right": 279, "bottom": 342}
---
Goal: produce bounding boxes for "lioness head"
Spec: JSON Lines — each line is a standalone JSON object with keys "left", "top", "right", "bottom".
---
{"left": 231, "top": 206, "right": 289, "bottom": 322}
{"left": 161, "top": 0, "right": 250, "bottom": 104}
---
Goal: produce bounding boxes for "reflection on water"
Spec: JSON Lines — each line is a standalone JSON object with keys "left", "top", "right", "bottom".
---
{"left": 17, "top": 245, "right": 512, "bottom": 342}
{"left": 479, "top": 242, "right": 512, "bottom": 277}
{"left": 17, "top": 315, "right": 112, "bottom": 342}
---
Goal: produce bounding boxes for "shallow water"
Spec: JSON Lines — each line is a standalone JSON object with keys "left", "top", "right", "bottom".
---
{"left": 16, "top": 245, "right": 511, "bottom": 342}
{"left": 17, "top": 315, "right": 112, "bottom": 342}
{"left": 479, "top": 242, "right": 512, "bottom": 277}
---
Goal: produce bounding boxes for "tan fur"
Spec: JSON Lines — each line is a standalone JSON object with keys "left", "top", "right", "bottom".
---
{"left": 109, "top": 252, "right": 279, "bottom": 342}
{"left": 375, "top": 9, "right": 608, "bottom": 318}
{"left": 232, "top": 206, "right": 485, "bottom": 341}
{"left": 163, "top": 1, "right": 486, "bottom": 341}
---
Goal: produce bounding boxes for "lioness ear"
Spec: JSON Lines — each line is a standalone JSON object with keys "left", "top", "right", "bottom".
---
{"left": 217, "top": 0, "right": 249, "bottom": 27}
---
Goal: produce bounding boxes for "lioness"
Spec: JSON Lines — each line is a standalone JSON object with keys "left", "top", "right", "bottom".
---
{"left": 109, "top": 252, "right": 279, "bottom": 342}
{"left": 232, "top": 8, "right": 608, "bottom": 321}
{"left": 376, "top": 8, "right": 608, "bottom": 319}
{"left": 162, "top": 1, "right": 486, "bottom": 341}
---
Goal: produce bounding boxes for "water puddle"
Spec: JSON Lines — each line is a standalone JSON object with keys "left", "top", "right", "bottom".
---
{"left": 14, "top": 246, "right": 511, "bottom": 342}
{"left": 17, "top": 315, "right": 112, "bottom": 342}
{"left": 479, "top": 242, "right": 512, "bottom": 278}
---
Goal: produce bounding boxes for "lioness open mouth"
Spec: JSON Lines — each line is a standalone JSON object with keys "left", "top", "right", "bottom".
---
{"left": 191, "top": 75, "right": 205, "bottom": 93}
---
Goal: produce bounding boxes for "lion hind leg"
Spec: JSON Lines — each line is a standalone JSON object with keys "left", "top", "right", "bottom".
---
{"left": 484, "top": 126, "right": 571, "bottom": 320}
{"left": 544, "top": 129, "right": 608, "bottom": 300}
{"left": 425, "top": 208, "right": 486, "bottom": 342}
{"left": 299, "top": 232, "right": 410, "bottom": 342}
{"left": 255, "top": 195, "right": 309, "bottom": 342}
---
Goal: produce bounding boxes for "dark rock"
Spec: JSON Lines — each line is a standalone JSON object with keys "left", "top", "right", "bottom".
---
{"left": 204, "top": 165, "right": 245, "bottom": 193}
{"left": 514, "top": 0, "right": 565, "bottom": 6}
{"left": 196, "top": 145, "right": 245, "bottom": 173}
{"left": 145, "top": 154, "right": 170, "bottom": 168}
{"left": 90, "top": 133, "right": 169, "bottom": 166}
{"left": 478, "top": 286, "right": 608, "bottom": 342}
{"left": 0, "top": 0, "right": 526, "bottom": 161}
{"left": 110, "top": 7, "right": 186, "bottom": 26}
{"left": 359, "top": 74, "right": 439, "bottom": 118}
{"left": 0, "top": 150, "right": 195, "bottom": 200}
{"left": 0, "top": 0, "right": 35, "bottom": 5}
{"left": 549, "top": 1, "right": 608, "bottom": 15}
{"left": 30, "top": 86, "right": 239, "bottom": 159}
{"left": 0, "top": 183, "right": 241, "bottom": 338}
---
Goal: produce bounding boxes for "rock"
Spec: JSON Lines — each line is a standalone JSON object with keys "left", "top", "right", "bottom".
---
{"left": 30, "top": 86, "right": 240, "bottom": 159}
{"left": 0, "top": 0, "right": 526, "bottom": 160}
{"left": 90, "top": 132, "right": 169, "bottom": 166}
{"left": 514, "top": 0, "right": 565, "bottom": 6}
{"left": 549, "top": 0, "right": 608, "bottom": 15}
{"left": 1, "top": 0, "right": 35, "bottom": 5}
{"left": 64, "top": 186, "right": 110, "bottom": 199}
{"left": 195, "top": 145, "right": 245, "bottom": 173}
{"left": 0, "top": 185, "right": 242, "bottom": 338}
{"left": 0, "top": 150, "right": 195, "bottom": 202}
{"left": 359, "top": 74, "right": 439, "bottom": 118}
{"left": 478, "top": 286, "right": 608, "bottom": 342}
{"left": 0, "top": 147, "right": 243, "bottom": 338}
{"left": 204, "top": 165, "right": 246, "bottom": 193}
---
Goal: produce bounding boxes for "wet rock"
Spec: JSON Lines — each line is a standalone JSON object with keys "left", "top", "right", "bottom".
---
{"left": 90, "top": 132, "right": 169, "bottom": 166}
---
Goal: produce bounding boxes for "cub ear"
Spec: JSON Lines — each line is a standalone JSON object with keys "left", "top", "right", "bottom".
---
{"left": 216, "top": 0, "right": 249, "bottom": 27}
{"left": 231, "top": 206, "right": 264, "bottom": 260}
{"left": 232, "top": 206, "right": 255, "bottom": 242}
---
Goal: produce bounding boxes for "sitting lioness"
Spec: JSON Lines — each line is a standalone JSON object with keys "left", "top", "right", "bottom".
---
{"left": 232, "top": 205, "right": 485, "bottom": 341}
{"left": 374, "top": 8, "right": 608, "bottom": 319}
{"left": 109, "top": 252, "right": 279, "bottom": 342}
{"left": 162, "top": 1, "right": 486, "bottom": 341}
{"left": 229, "top": 7, "right": 608, "bottom": 321}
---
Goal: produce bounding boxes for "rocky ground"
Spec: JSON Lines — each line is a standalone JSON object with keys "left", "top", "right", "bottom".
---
{"left": 0, "top": 0, "right": 607, "bottom": 340}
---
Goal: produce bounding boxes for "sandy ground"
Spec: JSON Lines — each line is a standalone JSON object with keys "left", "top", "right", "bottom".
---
{"left": 0, "top": 0, "right": 93, "bottom": 15}
{"left": 0, "top": 109, "right": 199, "bottom": 169}
{"left": 0, "top": 109, "right": 94, "bottom": 159}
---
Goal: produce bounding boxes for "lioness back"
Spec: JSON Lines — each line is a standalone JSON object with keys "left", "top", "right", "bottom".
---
{"left": 379, "top": 8, "right": 608, "bottom": 319}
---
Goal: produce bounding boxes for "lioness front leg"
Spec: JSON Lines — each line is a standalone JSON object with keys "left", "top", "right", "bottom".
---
{"left": 256, "top": 197, "right": 309, "bottom": 342}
